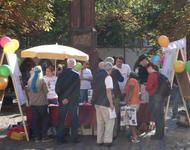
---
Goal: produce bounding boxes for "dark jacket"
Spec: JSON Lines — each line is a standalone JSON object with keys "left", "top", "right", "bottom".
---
{"left": 92, "top": 69, "right": 110, "bottom": 107}
{"left": 55, "top": 68, "right": 80, "bottom": 106}
{"left": 111, "top": 68, "right": 124, "bottom": 98}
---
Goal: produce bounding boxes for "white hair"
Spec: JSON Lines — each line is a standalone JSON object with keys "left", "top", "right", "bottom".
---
{"left": 67, "top": 58, "right": 76, "bottom": 67}
{"left": 104, "top": 62, "right": 113, "bottom": 71}
{"left": 104, "top": 57, "right": 114, "bottom": 65}
{"left": 98, "top": 61, "right": 105, "bottom": 69}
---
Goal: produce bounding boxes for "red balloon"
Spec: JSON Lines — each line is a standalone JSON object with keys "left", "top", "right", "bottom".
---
{"left": 0, "top": 36, "right": 11, "bottom": 48}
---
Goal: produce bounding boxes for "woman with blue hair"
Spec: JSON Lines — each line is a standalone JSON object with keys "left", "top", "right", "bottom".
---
{"left": 27, "top": 65, "right": 51, "bottom": 142}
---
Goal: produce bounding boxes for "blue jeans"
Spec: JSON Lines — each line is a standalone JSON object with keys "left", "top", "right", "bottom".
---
{"left": 149, "top": 94, "right": 165, "bottom": 138}
{"left": 80, "top": 89, "right": 88, "bottom": 103}
{"left": 56, "top": 104, "right": 78, "bottom": 142}
{"left": 31, "top": 105, "right": 49, "bottom": 139}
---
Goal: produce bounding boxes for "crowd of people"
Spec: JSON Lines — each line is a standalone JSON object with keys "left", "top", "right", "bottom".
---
{"left": 26, "top": 55, "right": 171, "bottom": 146}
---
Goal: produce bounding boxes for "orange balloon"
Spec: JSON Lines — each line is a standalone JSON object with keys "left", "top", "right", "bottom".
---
{"left": 0, "top": 77, "right": 8, "bottom": 90}
{"left": 173, "top": 60, "right": 185, "bottom": 73}
{"left": 158, "top": 35, "right": 170, "bottom": 48}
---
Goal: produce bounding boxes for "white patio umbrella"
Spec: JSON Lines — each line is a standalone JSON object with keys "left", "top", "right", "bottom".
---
{"left": 21, "top": 44, "right": 89, "bottom": 61}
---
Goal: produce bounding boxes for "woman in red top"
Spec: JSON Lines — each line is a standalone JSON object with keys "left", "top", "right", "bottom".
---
{"left": 146, "top": 66, "right": 158, "bottom": 96}
{"left": 146, "top": 63, "right": 165, "bottom": 140}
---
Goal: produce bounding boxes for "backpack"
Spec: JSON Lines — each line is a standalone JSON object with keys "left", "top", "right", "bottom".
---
{"left": 156, "top": 73, "right": 172, "bottom": 97}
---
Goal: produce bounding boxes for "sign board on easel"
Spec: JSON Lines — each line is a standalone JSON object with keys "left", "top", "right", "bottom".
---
{"left": 161, "top": 37, "right": 187, "bottom": 80}
{"left": 162, "top": 37, "right": 190, "bottom": 126}
{"left": 6, "top": 53, "right": 27, "bottom": 105}
{"left": 0, "top": 52, "right": 29, "bottom": 141}
{"left": 175, "top": 50, "right": 190, "bottom": 125}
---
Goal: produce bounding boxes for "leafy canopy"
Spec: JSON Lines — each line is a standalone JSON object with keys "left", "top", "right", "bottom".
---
{"left": 0, "top": 0, "right": 55, "bottom": 36}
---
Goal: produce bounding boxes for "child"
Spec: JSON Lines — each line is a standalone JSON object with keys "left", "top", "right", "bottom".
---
{"left": 125, "top": 72, "right": 140, "bottom": 143}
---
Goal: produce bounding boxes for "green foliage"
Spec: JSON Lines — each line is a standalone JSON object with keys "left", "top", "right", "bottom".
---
{"left": 96, "top": 0, "right": 190, "bottom": 47}
{"left": 27, "top": 0, "right": 70, "bottom": 46}
{"left": 96, "top": 0, "right": 141, "bottom": 47}
{"left": 0, "top": 0, "right": 55, "bottom": 36}
{"left": 1, "top": 0, "right": 190, "bottom": 50}
{"left": 155, "top": 0, "right": 190, "bottom": 40}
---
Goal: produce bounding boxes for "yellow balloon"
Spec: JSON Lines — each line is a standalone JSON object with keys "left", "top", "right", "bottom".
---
{"left": 11, "top": 39, "right": 20, "bottom": 52}
{"left": 3, "top": 39, "right": 19, "bottom": 53}
{"left": 173, "top": 60, "right": 185, "bottom": 73}
{"left": 158, "top": 35, "right": 170, "bottom": 48}
{"left": 3, "top": 42, "right": 14, "bottom": 53}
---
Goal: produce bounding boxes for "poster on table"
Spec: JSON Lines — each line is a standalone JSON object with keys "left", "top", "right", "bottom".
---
{"left": 6, "top": 53, "right": 27, "bottom": 105}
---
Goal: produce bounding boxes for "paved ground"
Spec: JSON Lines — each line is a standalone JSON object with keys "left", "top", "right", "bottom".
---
{"left": 1, "top": 110, "right": 190, "bottom": 150}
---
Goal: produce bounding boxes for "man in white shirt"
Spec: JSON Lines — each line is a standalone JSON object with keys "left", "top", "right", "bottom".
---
{"left": 80, "top": 61, "right": 93, "bottom": 103}
{"left": 114, "top": 56, "right": 131, "bottom": 95}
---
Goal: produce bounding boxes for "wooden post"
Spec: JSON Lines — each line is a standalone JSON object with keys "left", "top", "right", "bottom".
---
{"left": 181, "top": 96, "right": 190, "bottom": 125}
{"left": 0, "top": 90, "right": 5, "bottom": 112}
{"left": 165, "top": 96, "right": 171, "bottom": 120}
{"left": 0, "top": 52, "right": 5, "bottom": 112}
{"left": 15, "top": 97, "right": 30, "bottom": 141}
{"left": 176, "top": 72, "right": 190, "bottom": 125}
{"left": 11, "top": 71, "right": 30, "bottom": 141}
{"left": 0, "top": 52, "right": 5, "bottom": 64}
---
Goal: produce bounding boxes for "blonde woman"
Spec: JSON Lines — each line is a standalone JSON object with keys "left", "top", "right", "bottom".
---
{"left": 27, "top": 66, "right": 50, "bottom": 142}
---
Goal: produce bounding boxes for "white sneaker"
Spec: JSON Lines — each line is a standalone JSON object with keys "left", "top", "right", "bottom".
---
{"left": 131, "top": 138, "right": 140, "bottom": 143}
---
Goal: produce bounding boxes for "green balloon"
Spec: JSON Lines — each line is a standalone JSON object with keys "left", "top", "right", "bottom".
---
{"left": 74, "top": 62, "right": 82, "bottom": 72}
{"left": 185, "top": 61, "right": 190, "bottom": 72}
{"left": 0, "top": 64, "right": 11, "bottom": 77}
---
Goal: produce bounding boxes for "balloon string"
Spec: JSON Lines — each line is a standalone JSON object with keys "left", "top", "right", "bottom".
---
{"left": 0, "top": 52, "right": 5, "bottom": 65}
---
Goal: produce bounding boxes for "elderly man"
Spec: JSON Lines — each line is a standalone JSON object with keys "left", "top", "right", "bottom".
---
{"left": 55, "top": 58, "right": 80, "bottom": 143}
{"left": 104, "top": 57, "right": 124, "bottom": 138}
{"left": 92, "top": 62, "right": 115, "bottom": 147}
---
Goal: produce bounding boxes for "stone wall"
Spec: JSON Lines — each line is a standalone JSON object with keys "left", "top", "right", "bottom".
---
{"left": 97, "top": 47, "right": 148, "bottom": 69}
